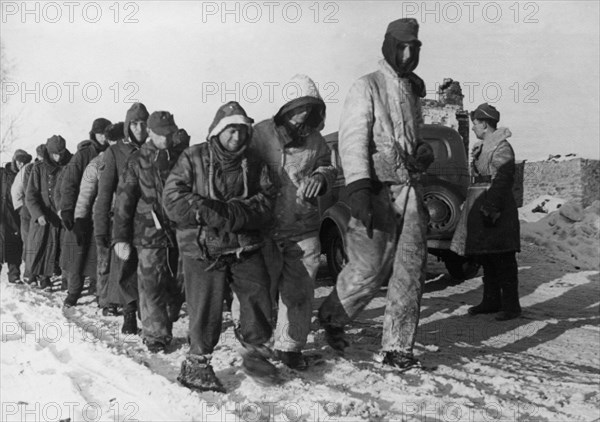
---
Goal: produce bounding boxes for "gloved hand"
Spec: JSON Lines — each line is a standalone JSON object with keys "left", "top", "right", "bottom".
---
{"left": 73, "top": 218, "right": 88, "bottom": 246}
{"left": 415, "top": 142, "right": 435, "bottom": 171}
{"left": 61, "top": 210, "right": 75, "bottom": 231}
{"left": 196, "top": 198, "right": 229, "bottom": 226}
{"left": 95, "top": 235, "right": 110, "bottom": 249}
{"left": 406, "top": 143, "right": 434, "bottom": 173}
{"left": 347, "top": 179, "right": 373, "bottom": 238}
{"left": 480, "top": 203, "right": 501, "bottom": 227}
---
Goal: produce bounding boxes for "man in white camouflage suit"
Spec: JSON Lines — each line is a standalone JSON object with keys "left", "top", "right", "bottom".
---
{"left": 318, "top": 18, "right": 435, "bottom": 370}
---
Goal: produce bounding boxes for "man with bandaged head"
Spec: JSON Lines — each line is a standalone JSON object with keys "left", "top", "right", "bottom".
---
{"left": 318, "top": 18, "right": 434, "bottom": 370}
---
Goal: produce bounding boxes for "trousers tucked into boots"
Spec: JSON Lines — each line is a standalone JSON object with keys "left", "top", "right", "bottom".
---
{"left": 472, "top": 252, "right": 521, "bottom": 316}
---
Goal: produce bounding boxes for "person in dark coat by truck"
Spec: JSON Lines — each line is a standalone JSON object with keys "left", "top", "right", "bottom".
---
{"left": 450, "top": 103, "right": 521, "bottom": 321}
{"left": 60, "top": 117, "right": 112, "bottom": 307}
{"left": 94, "top": 103, "right": 148, "bottom": 334}
{"left": 163, "top": 102, "right": 278, "bottom": 392}
{"left": 1, "top": 150, "right": 32, "bottom": 283}
{"left": 25, "top": 136, "right": 72, "bottom": 290}
{"left": 112, "top": 111, "right": 184, "bottom": 352}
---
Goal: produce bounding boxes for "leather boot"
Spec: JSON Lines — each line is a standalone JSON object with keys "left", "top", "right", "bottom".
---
{"left": 121, "top": 311, "right": 138, "bottom": 335}
{"left": 468, "top": 275, "right": 501, "bottom": 315}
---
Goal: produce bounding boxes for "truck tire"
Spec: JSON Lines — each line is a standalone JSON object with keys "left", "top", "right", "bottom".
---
{"left": 423, "top": 184, "right": 463, "bottom": 238}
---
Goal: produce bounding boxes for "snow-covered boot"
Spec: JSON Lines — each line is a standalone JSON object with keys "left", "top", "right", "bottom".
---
{"left": 63, "top": 294, "right": 78, "bottom": 308}
{"left": 322, "top": 324, "right": 349, "bottom": 352}
{"left": 177, "top": 354, "right": 225, "bottom": 393}
{"left": 274, "top": 350, "right": 308, "bottom": 371}
{"left": 121, "top": 311, "right": 138, "bottom": 335}
{"left": 240, "top": 345, "right": 280, "bottom": 386}
{"left": 38, "top": 277, "right": 53, "bottom": 291}
{"left": 379, "top": 351, "right": 422, "bottom": 370}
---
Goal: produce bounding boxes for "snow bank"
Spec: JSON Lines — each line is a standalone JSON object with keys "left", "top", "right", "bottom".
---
{"left": 521, "top": 200, "right": 600, "bottom": 269}
{"left": 519, "top": 195, "right": 566, "bottom": 223}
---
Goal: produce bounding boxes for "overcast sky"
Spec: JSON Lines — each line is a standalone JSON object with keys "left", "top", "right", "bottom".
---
{"left": 1, "top": 0, "right": 599, "bottom": 162}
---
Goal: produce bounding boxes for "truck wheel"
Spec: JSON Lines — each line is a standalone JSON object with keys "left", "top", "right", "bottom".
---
{"left": 324, "top": 226, "right": 347, "bottom": 281}
{"left": 423, "top": 185, "right": 462, "bottom": 238}
{"left": 444, "top": 255, "right": 481, "bottom": 281}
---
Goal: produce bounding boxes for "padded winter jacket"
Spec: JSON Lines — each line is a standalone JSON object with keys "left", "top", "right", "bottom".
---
{"left": 163, "top": 141, "right": 274, "bottom": 261}
{"left": 94, "top": 140, "right": 139, "bottom": 240}
{"left": 74, "top": 153, "right": 104, "bottom": 219}
{"left": 112, "top": 140, "right": 180, "bottom": 248}
{"left": 339, "top": 59, "right": 425, "bottom": 186}
{"left": 59, "top": 139, "right": 106, "bottom": 214}
{"left": 250, "top": 118, "right": 337, "bottom": 239}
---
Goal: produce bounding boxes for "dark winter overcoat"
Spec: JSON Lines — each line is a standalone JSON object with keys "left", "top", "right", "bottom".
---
{"left": 0, "top": 162, "right": 21, "bottom": 264}
{"left": 25, "top": 150, "right": 72, "bottom": 275}
{"left": 59, "top": 139, "right": 105, "bottom": 275}
{"left": 93, "top": 139, "right": 139, "bottom": 240}
{"left": 451, "top": 128, "right": 520, "bottom": 255}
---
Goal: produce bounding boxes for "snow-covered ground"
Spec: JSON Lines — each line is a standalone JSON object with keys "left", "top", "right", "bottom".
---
{"left": 1, "top": 233, "right": 599, "bottom": 421}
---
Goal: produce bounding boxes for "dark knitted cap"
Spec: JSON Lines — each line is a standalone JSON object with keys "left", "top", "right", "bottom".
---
{"left": 46, "top": 135, "right": 66, "bottom": 154}
{"left": 470, "top": 103, "right": 500, "bottom": 123}
{"left": 386, "top": 18, "right": 420, "bottom": 44}
{"left": 148, "top": 111, "right": 178, "bottom": 136}
{"left": 90, "top": 117, "right": 112, "bottom": 134}
{"left": 105, "top": 122, "right": 125, "bottom": 142}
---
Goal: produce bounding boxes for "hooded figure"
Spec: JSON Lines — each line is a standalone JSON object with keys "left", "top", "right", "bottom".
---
{"left": 318, "top": 18, "right": 434, "bottom": 370}
{"left": 248, "top": 74, "right": 337, "bottom": 369}
{"left": 163, "top": 101, "right": 278, "bottom": 392}
{"left": 94, "top": 103, "right": 149, "bottom": 334}
{"left": 25, "top": 136, "right": 72, "bottom": 289}
{"left": 1, "top": 150, "right": 30, "bottom": 283}
{"left": 60, "top": 117, "right": 112, "bottom": 307}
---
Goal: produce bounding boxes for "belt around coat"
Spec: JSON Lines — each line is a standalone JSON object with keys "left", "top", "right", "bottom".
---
{"left": 471, "top": 175, "right": 492, "bottom": 184}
